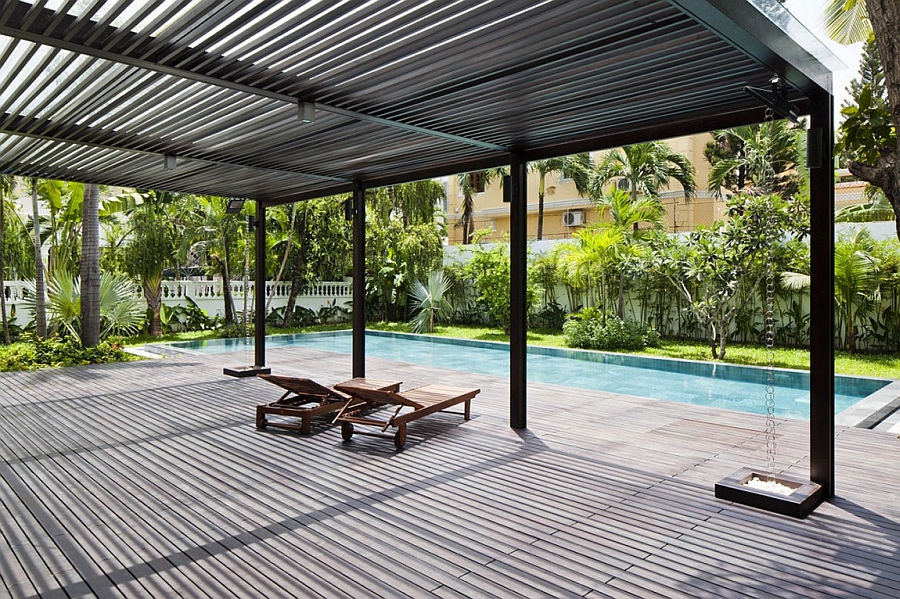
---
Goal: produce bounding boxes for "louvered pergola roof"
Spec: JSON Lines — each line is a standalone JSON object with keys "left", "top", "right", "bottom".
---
{"left": 0, "top": 0, "right": 839, "bottom": 205}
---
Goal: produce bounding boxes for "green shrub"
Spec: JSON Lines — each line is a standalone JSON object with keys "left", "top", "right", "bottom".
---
{"left": 161, "top": 297, "right": 219, "bottom": 333}
{"left": 563, "top": 308, "right": 660, "bottom": 351}
{"left": 0, "top": 334, "right": 130, "bottom": 371}
{"left": 529, "top": 302, "right": 567, "bottom": 331}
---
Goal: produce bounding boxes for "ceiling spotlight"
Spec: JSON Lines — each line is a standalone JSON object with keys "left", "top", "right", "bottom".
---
{"left": 298, "top": 101, "right": 316, "bottom": 124}
{"left": 163, "top": 154, "right": 177, "bottom": 170}
{"left": 225, "top": 198, "right": 245, "bottom": 214}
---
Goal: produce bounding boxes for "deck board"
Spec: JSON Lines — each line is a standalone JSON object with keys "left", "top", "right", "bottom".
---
{"left": 1, "top": 347, "right": 899, "bottom": 598}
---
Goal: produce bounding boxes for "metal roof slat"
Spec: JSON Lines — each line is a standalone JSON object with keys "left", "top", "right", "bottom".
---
{"left": 37, "top": 64, "right": 149, "bottom": 137}
{"left": 286, "top": 0, "right": 542, "bottom": 95}
{"left": 169, "top": 1, "right": 355, "bottom": 80}
{"left": 0, "top": 49, "right": 80, "bottom": 126}
{"left": 317, "top": 1, "right": 679, "bottom": 108}
{"left": 242, "top": 0, "right": 434, "bottom": 87}
{"left": 374, "top": 21, "right": 709, "bottom": 136}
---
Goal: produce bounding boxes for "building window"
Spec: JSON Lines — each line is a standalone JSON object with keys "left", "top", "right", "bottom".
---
{"left": 468, "top": 172, "right": 486, "bottom": 193}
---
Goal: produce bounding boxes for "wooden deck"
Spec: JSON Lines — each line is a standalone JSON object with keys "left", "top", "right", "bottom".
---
{"left": 2, "top": 346, "right": 899, "bottom": 598}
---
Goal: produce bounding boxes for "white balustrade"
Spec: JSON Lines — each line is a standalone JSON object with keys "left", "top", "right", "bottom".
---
{"left": 2, "top": 279, "right": 352, "bottom": 322}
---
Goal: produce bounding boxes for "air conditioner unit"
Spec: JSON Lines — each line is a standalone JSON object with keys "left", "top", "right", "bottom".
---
{"left": 616, "top": 178, "right": 631, "bottom": 191}
{"left": 563, "top": 210, "right": 584, "bottom": 227}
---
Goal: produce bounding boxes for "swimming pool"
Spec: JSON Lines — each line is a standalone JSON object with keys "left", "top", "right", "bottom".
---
{"left": 159, "top": 330, "right": 891, "bottom": 421}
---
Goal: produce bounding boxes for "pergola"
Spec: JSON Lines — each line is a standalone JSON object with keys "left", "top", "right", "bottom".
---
{"left": 1, "top": 1, "right": 839, "bottom": 511}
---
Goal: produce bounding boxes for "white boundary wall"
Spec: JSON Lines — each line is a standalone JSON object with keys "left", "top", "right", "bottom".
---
{"left": 1, "top": 279, "right": 352, "bottom": 323}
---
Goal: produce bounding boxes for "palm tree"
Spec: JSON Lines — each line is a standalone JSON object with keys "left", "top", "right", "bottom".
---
{"left": 834, "top": 228, "right": 880, "bottom": 351}
{"left": 593, "top": 187, "right": 664, "bottom": 317}
{"left": 0, "top": 175, "right": 15, "bottom": 343}
{"left": 529, "top": 153, "right": 591, "bottom": 240}
{"left": 123, "top": 191, "right": 178, "bottom": 337}
{"left": 455, "top": 169, "right": 499, "bottom": 244}
{"left": 559, "top": 227, "right": 623, "bottom": 319}
{"left": 31, "top": 179, "right": 47, "bottom": 339}
{"left": 589, "top": 142, "right": 695, "bottom": 231}
{"left": 80, "top": 183, "right": 100, "bottom": 347}
{"left": 408, "top": 270, "right": 453, "bottom": 333}
{"left": 823, "top": 0, "right": 870, "bottom": 45}
{"left": 182, "top": 196, "right": 244, "bottom": 326}
{"left": 705, "top": 120, "right": 801, "bottom": 199}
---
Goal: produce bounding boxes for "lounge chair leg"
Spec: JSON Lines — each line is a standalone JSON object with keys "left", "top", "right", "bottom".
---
{"left": 464, "top": 400, "right": 471, "bottom": 421}
{"left": 256, "top": 409, "right": 267, "bottom": 430}
{"left": 301, "top": 415, "right": 311, "bottom": 434}
{"left": 394, "top": 424, "right": 407, "bottom": 450}
{"left": 341, "top": 422, "right": 354, "bottom": 441}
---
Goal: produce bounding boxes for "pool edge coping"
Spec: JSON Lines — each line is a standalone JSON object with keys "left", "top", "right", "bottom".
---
{"left": 149, "top": 329, "right": 898, "bottom": 427}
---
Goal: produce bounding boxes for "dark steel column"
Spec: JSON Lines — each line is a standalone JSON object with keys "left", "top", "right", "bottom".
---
{"left": 509, "top": 152, "right": 527, "bottom": 429}
{"left": 808, "top": 90, "right": 835, "bottom": 496}
{"left": 352, "top": 181, "right": 366, "bottom": 378}
{"left": 254, "top": 200, "right": 267, "bottom": 367}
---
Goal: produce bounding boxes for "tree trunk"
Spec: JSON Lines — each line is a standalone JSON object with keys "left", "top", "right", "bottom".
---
{"left": 80, "top": 183, "right": 101, "bottom": 347}
{"left": 31, "top": 179, "right": 47, "bottom": 339}
{"left": 865, "top": 0, "right": 900, "bottom": 242}
{"left": 283, "top": 210, "right": 309, "bottom": 327}
{"left": 265, "top": 203, "right": 296, "bottom": 314}
{"left": 708, "top": 322, "right": 719, "bottom": 360}
{"left": 222, "top": 263, "right": 235, "bottom": 327}
{"left": 143, "top": 273, "right": 163, "bottom": 337}
{"left": 242, "top": 239, "right": 250, "bottom": 334}
{"left": 537, "top": 191, "right": 544, "bottom": 240}
{"left": 617, "top": 271, "right": 625, "bottom": 319}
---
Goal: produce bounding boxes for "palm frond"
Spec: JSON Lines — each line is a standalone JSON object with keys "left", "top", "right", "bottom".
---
{"left": 822, "top": 0, "right": 870, "bottom": 44}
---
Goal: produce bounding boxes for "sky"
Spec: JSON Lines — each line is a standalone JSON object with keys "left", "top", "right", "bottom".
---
{"left": 782, "top": 0, "right": 864, "bottom": 119}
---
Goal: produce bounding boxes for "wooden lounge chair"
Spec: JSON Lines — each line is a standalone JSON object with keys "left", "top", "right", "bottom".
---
{"left": 256, "top": 375, "right": 400, "bottom": 434}
{"left": 331, "top": 383, "right": 480, "bottom": 449}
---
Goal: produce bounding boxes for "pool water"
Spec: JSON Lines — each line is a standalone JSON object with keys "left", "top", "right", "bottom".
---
{"left": 167, "top": 331, "right": 890, "bottom": 421}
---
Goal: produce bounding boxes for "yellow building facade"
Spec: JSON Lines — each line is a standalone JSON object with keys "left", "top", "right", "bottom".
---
{"left": 443, "top": 134, "right": 724, "bottom": 244}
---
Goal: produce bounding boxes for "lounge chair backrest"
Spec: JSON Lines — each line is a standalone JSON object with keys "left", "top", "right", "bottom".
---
{"left": 259, "top": 375, "right": 346, "bottom": 400}
{"left": 341, "top": 386, "right": 423, "bottom": 409}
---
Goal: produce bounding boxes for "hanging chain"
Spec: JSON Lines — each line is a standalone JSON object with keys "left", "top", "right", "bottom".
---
{"left": 763, "top": 104, "right": 777, "bottom": 480}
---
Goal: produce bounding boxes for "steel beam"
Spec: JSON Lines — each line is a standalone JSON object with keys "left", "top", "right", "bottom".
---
{"left": 255, "top": 201, "right": 267, "bottom": 369}
{"left": 808, "top": 90, "right": 835, "bottom": 497}
{"left": 352, "top": 180, "right": 366, "bottom": 379}
{"left": 509, "top": 152, "right": 527, "bottom": 429}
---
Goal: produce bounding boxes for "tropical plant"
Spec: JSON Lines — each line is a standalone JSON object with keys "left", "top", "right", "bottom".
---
{"left": 652, "top": 194, "right": 788, "bottom": 360}
{"left": 588, "top": 142, "right": 696, "bottom": 229}
{"left": 705, "top": 120, "right": 803, "bottom": 200}
{"left": 529, "top": 154, "right": 591, "bottom": 239}
{"left": 38, "top": 271, "right": 144, "bottom": 340}
{"left": 455, "top": 170, "right": 500, "bottom": 245}
{"left": 834, "top": 188, "right": 896, "bottom": 222}
{"left": 592, "top": 187, "right": 664, "bottom": 317}
{"left": 283, "top": 196, "right": 353, "bottom": 326}
{"left": 834, "top": 228, "right": 880, "bottom": 351}
{"left": 465, "top": 241, "right": 536, "bottom": 332}
{"left": 160, "top": 297, "right": 218, "bottom": 333}
{"left": 824, "top": 0, "right": 900, "bottom": 243}
{"left": 409, "top": 271, "right": 453, "bottom": 333}
{"left": 181, "top": 195, "right": 245, "bottom": 326}
{"left": 80, "top": 183, "right": 101, "bottom": 347}
{"left": 366, "top": 186, "right": 444, "bottom": 322}
{"left": 30, "top": 179, "right": 47, "bottom": 339}
{"left": 0, "top": 175, "right": 15, "bottom": 343}
{"left": 557, "top": 227, "right": 623, "bottom": 318}
{"left": 123, "top": 191, "right": 179, "bottom": 337}
{"left": 370, "top": 180, "right": 445, "bottom": 227}
{"left": 563, "top": 307, "right": 659, "bottom": 351}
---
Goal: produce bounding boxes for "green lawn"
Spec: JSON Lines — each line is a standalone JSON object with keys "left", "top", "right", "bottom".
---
{"left": 379, "top": 324, "right": 900, "bottom": 380}
{"left": 116, "top": 322, "right": 899, "bottom": 380}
